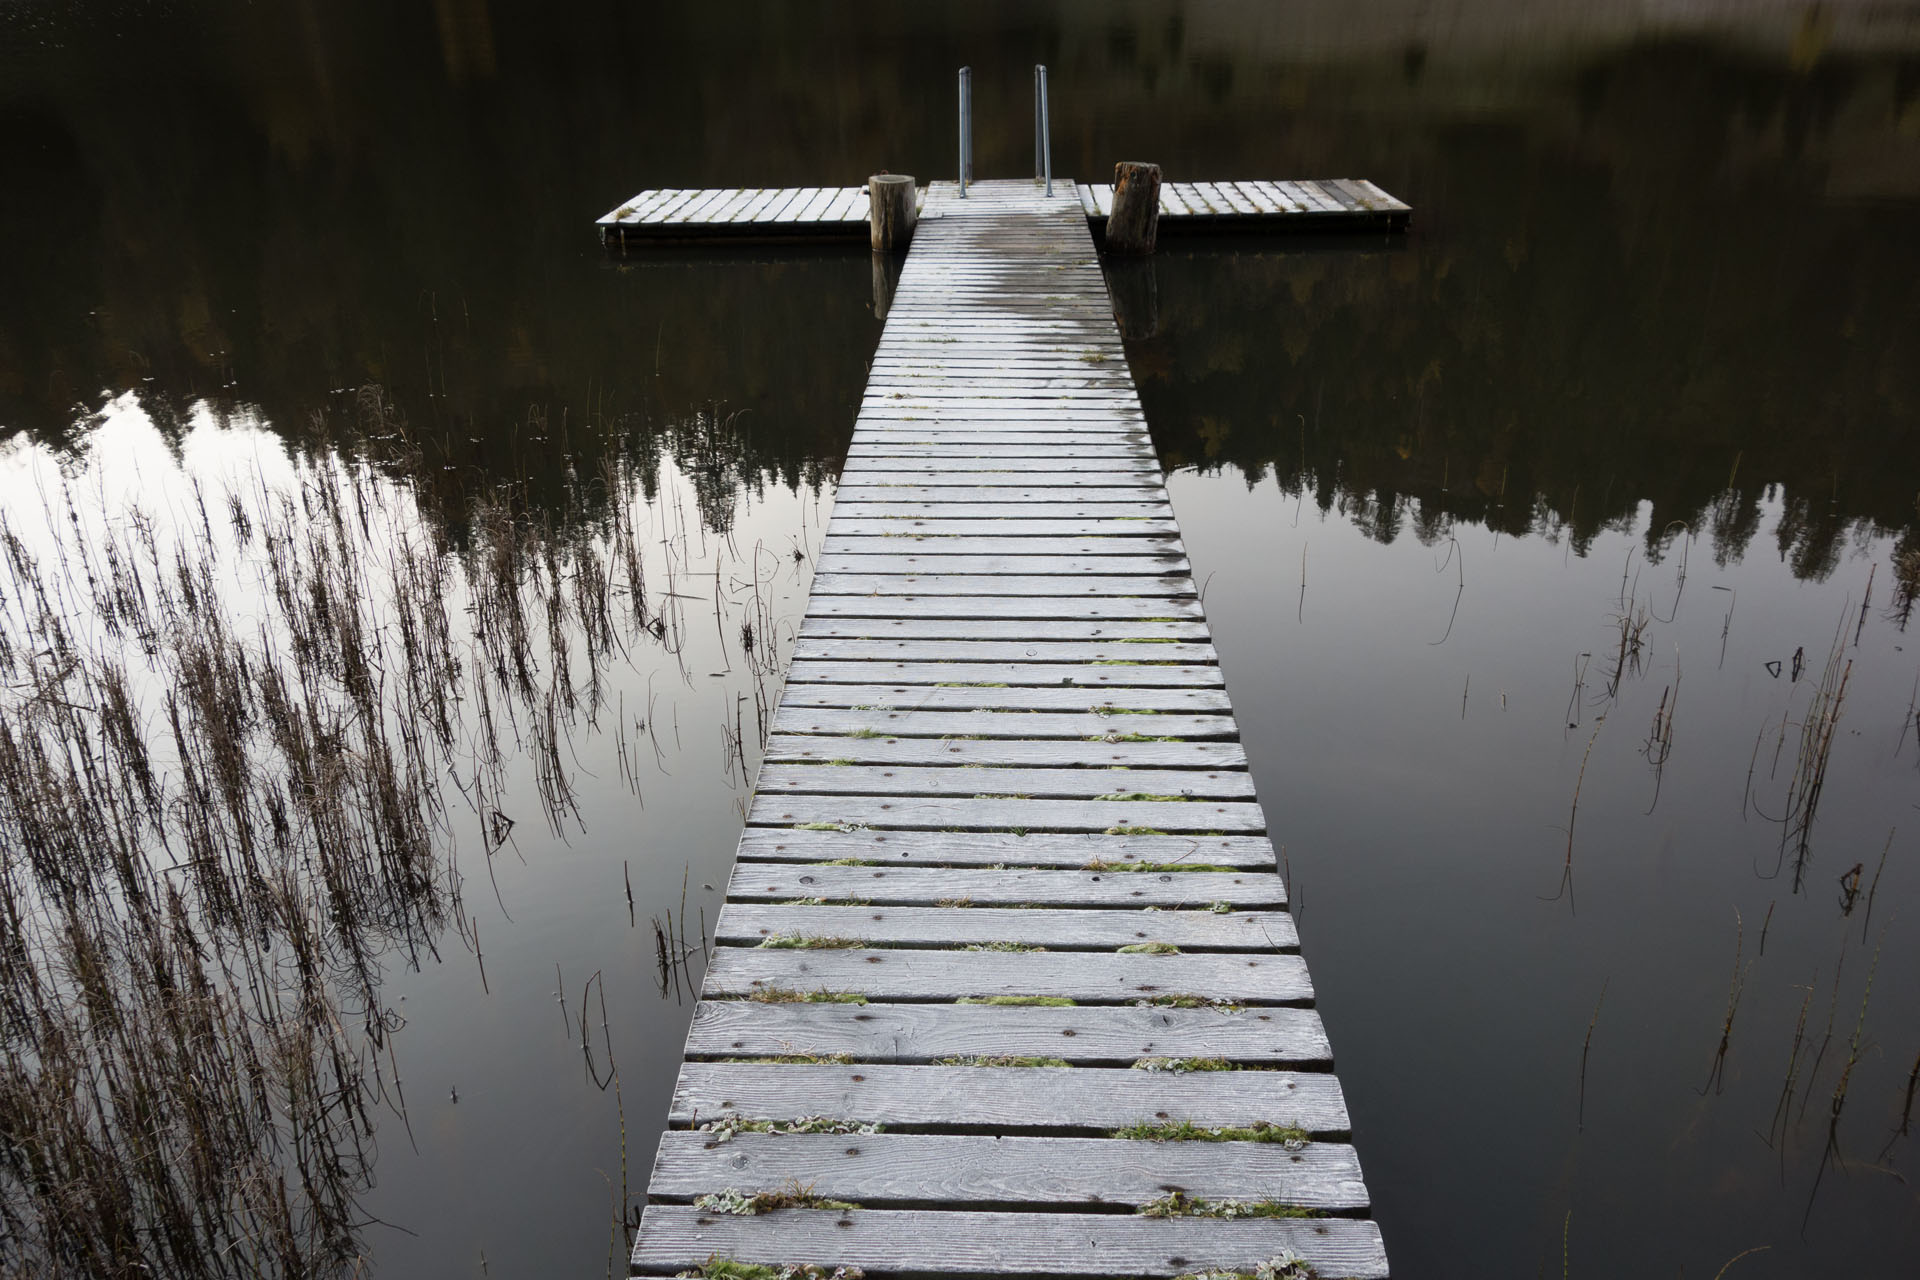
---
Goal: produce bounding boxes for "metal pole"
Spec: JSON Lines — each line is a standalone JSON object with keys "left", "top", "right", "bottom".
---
{"left": 1034, "top": 66, "right": 1043, "bottom": 179}
{"left": 1038, "top": 65, "right": 1053, "bottom": 196}
{"left": 958, "top": 66, "right": 971, "bottom": 197}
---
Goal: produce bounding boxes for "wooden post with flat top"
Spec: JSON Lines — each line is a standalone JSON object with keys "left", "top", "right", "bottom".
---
{"left": 868, "top": 174, "right": 916, "bottom": 251}
{"left": 1106, "top": 161, "right": 1161, "bottom": 254}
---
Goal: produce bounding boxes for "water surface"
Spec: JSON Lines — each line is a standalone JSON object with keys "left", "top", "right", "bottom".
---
{"left": 3, "top": 2, "right": 1919, "bottom": 1276}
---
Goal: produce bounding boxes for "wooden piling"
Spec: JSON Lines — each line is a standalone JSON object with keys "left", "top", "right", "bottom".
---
{"left": 868, "top": 174, "right": 917, "bottom": 251}
{"left": 1106, "top": 161, "right": 1162, "bottom": 254}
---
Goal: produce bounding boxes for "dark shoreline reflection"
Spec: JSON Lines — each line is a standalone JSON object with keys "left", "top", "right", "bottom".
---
{"left": 6, "top": 5, "right": 1918, "bottom": 563}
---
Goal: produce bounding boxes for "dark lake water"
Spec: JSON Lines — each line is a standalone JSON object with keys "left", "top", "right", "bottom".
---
{"left": 4, "top": 2, "right": 1920, "bottom": 1276}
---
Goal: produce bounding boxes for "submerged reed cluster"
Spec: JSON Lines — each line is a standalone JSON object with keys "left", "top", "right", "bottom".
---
{"left": 0, "top": 405, "right": 800, "bottom": 1278}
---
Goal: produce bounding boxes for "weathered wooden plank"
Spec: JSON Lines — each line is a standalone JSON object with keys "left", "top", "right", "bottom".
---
{"left": 697, "top": 188, "right": 759, "bottom": 222}
{"left": 601, "top": 189, "right": 678, "bottom": 224}
{"left": 794, "top": 187, "right": 843, "bottom": 222}
{"left": 754, "top": 763, "right": 1249, "bottom": 799}
{"left": 807, "top": 573, "right": 1190, "bottom": 597}
{"left": 784, "top": 660, "right": 1220, "bottom": 688}
{"left": 841, "top": 453, "right": 1153, "bottom": 468}
{"left": 1211, "top": 181, "right": 1261, "bottom": 215}
{"left": 735, "top": 828, "right": 1275, "bottom": 869}
{"left": 769, "top": 185, "right": 822, "bottom": 222}
{"left": 725, "top": 862, "right": 1285, "bottom": 908}
{"left": 764, "top": 710, "right": 1228, "bottom": 740}
{"left": 811, "top": 552, "right": 1185, "bottom": 575}
{"left": 638, "top": 189, "right": 705, "bottom": 224}
{"left": 684, "top": 998, "right": 1323, "bottom": 1063}
{"left": 761, "top": 735, "right": 1243, "bottom": 770}
{"left": 837, "top": 473, "right": 1161, "bottom": 491}
{"left": 1296, "top": 180, "right": 1342, "bottom": 213}
{"left": 669, "top": 1061, "right": 1344, "bottom": 1132}
{"left": 1246, "top": 180, "right": 1304, "bottom": 214}
{"left": 649, "top": 1132, "right": 1366, "bottom": 1210}
{"left": 822, "top": 519, "right": 1181, "bottom": 539}
{"left": 702, "top": 947, "right": 1308, "bottom": 1003}
{"left": 1350, "top": 178, "right": 1411, "bottom": 213}
{"left": 633, "top": 1206, "right": 1389, "bottom": 1279}
{"left": 715, "top": 903, "right": 1295, "bottom": 951}
{"left": 656, "top": 189, "right": 720, "bottom": 222}
{"left": 821, "top": 530, "right": 1175, "bottom": 550}
{"left": 789, "top": 637, "right": 1213, "bottom": 662}
{"left": 746, "top": 794, "right": 1264, "bottom": 834}
{"left": 804, "top": 599, "right": 1205, "bottom": 623}
{"left": 774, "top": 684, "right": 1225, "bottom": 712}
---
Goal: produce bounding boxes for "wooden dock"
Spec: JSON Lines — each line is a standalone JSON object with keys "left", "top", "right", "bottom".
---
{"left": 631, "top": 180, "right": 1388, "bottom": 1280}
{"left": 598, "top": 178, "right": 1407, "bottom": 241}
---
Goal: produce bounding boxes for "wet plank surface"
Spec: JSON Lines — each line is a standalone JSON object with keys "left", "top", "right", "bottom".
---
{"left": 631, "top": 179, "right": 1384, "bottom": 1279}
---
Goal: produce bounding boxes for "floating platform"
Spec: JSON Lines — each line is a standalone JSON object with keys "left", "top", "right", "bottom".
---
{"left": 598, "top": 177, "right": 1408, "bottom": 241}
{"left": 628, "top": 179, "right": 1388, "bottom": 1279}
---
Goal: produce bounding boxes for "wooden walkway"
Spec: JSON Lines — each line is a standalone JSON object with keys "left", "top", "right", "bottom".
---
{"left": 598, "top": 178, "right": 1407, "bottom": 241}
{"left": 631, "top": 180, "right": 1388, "bottom": 1280}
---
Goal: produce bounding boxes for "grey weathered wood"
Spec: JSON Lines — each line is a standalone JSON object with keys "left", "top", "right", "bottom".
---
{"left": 726, "top": 863, "right": 1284, "bottom": 908}
{"left": 715, "top": 903, "right": 1295, "bottom": 950}
{"left": 791, "top": 636, "right": 1211, "bottom": 661}
{"left": 804, "top": 598, "right": 1205, "bottom": 622}
{"left": 821, "top": 519, "right": 1179, "bottom": 539}
{"left": 766, "top": 709, "right": 1232, "bottom": 740}
{"left": 774, "top": 684, "right": 1226, "bottom": 711}
{"left": 703, "top": 946, "right": 1310, "bottom": 1004}
{"left": 756, "top": 762, "right": 1249, "bottom": 799}
{"left": 762, "top": 734, "right": 1243, "bottom": 769}
{"left": 784, "top": 659, "right": 1220, "bottom": 687}
{"left": 792, "top": 633, "right": 1207, "bottom": 657}
{"left": 669, "top": 1061, "right": 1345, "bottom": 1132}
{"left": 836, "top": 474, "right": 1162, "bottom": 491}
{"left": 813, "top": 551, "right": 1184, "bottom": 574}
{"left": 869, "top": 174, "right": 917, "bottom": 250}
{"left": 747, "top": 794, "right": 1264, "bottom": 834}
{"left": 685, "top": 998, "right": 1323, "bottom": 1064}
{"left": 820, "top": 536, "right": 1186, "bottom": 558}
{"left": 649, "top": 1131, "right": 1366, "bottom": 1210}
{"left": 627, "top": 180, "right": 1381, "bottom": 1280}
{"left": 807, "top": 573, "right": 1191, "bottom": 597}
{"left": 633, "top": 1207, "right": 1388, "bottom": 1279}
{"left": 735, "top": 828, "right": 1276, "bottom": 868}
